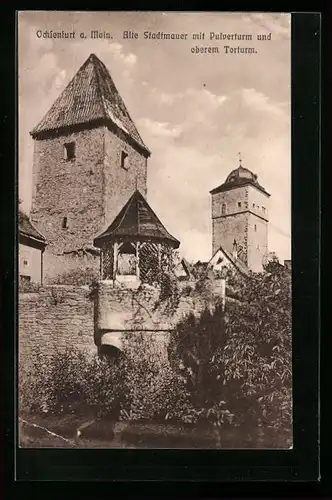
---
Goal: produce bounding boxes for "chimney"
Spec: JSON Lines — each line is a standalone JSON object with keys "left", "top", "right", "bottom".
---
{"left": 232, "top": 239, "right": 238, "bottom": 260}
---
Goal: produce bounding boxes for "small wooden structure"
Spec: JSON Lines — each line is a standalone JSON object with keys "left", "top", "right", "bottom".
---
{"left": 93, "top": 190, "right": 180, "bottom": 286}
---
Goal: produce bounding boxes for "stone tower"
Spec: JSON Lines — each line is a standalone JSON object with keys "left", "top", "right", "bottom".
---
{"left": 30, "top": 54, "right": 150, "bottom": 279}
{"left": 210, "top": 162, "right": 270, "bottom": 272}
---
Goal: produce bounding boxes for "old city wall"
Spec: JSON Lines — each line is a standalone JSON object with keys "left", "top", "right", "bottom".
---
{"left": 43, "top": 251, "right": 100, "bottom": 284}
{"left": 19, "top": 281, "right": 216, "bottom": 370}
{"left": 19, "top": 285, "right": 95, "bottom": 371}
{"left": 94, "top": 281, "right": 214, "bottom": 351}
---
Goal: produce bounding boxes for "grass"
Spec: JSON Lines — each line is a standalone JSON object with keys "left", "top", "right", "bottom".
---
{"left": 19, "top": 414, "right": 292, "bottom": 449}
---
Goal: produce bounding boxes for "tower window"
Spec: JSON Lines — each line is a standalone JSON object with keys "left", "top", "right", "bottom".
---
{"left": 237, "top": 202, "right": 242, "bottom": 209}
{"left": 64, "top": 142, "right": 76, "bottom": 161}
{"left": 257, "top": 205, "right": 260, "bottom": 210}
{"left": 244, "top": 201, "right": 248, "bottom": 209}
{"left": 121, "top": 151, "right": 129, "bottom": 170}
{"left": 253, "top": 203, "right": 255, "bottom": 209}
{"left": 23, "top": 259, "right": 29, "bottom": 266}
{"left": 62, "top": 217, "right": 68, "bottom": 229}
{"left": 254, "top": 224, "right": 257, "bottom": 232}
{"left": 262, "top": 206, "right": 266, "bottom": 213}
{"left": 221, "top": 203, "right": 227, "bottom": 215}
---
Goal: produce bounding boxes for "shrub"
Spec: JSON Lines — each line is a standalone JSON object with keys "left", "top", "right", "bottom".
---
{"left": 19, "top": 349, "right": 48, "bottom": 415}
{"left": 119, "top": 332, "right": 189, "bottom": 422}
{"left": 19, "top": 347, "right": 121, "bottom": 418}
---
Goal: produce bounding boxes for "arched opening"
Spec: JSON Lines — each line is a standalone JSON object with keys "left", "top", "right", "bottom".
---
{"left": 99, "top": 344, "right": 123, "bottom": 364}
{"left": 117, "top": 242, "right": 136, "bottom": 276}
{"left": 99, "top": 331, "right": 123, "bottom": 364}
{"left": 221, "top": 203, "right": 227, "bottom": 215}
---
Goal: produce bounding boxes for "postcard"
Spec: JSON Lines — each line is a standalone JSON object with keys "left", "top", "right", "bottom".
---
{"left": 18, "top": 11, "right": 292, "bottom": 449}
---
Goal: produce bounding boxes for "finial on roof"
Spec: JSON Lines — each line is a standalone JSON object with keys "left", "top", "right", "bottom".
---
{"left": 238, "top": 152, "right": 242, "bottom": 166}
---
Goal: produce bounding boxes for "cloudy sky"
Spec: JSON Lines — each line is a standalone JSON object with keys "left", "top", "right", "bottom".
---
{"left": 19, "top": 11, "right": 291, "bottom": 262}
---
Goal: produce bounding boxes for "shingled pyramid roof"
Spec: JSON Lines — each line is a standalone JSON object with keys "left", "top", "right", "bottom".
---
{"left": 30, "top": 53, "right": 150, "bottom": 155}
{"left": 94, "top": 190, "right": 180, "bottom": 249}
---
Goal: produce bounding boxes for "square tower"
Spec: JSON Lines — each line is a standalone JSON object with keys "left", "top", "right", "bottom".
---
{"left": 29, "top": 54, "right": 150, "bottom": 279}
{"left": 210, "top": 164, "right": 270, "bottom": 272}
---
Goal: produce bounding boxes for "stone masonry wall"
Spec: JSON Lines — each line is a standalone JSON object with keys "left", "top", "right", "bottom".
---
{"left": 104, "top": 127, "right": 148, "bottom": 228}
{"left": 19, "top": 285, "right": 95, "bottom": 371}
{"left": 30, "top": 125, "right": 149, "bottom": 281}
{"left": 246, "top": 185, "right": 269, "bottom": 221}
{"left": 43, "top": 251, "right": 100, "bottom": 284}
{"left": 19, "top": 282, "right": 219, "bottom": 373}
{"left": 211, "top": 187, "right": 249, "bottom": 261}
{"left": 247, "top": 212, "right": 269, "bottom": 272}
{"left": 94, "top": 281, "right": 214, "bottom": 350}
{"left": 212, "top": 186, "right": 249, "bottom": 219}
{"left": 212, "top": 213, "right": 249, "bottom": 262}
{"left": 211, "top": 184, "right": 269, "bottom": 269}
{"left": 246, "top": 185, "right": 269, "bottom": 272}
{"left": 30, "top": 127, "right": 106, "bottom": 255}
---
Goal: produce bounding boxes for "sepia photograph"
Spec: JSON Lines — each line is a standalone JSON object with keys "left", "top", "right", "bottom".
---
{"left": 18, "top": 11, "right": 292, "bottom": 449}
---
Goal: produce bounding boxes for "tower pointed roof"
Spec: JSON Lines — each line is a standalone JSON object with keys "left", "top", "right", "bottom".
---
{"left": 94, "top": 190, "right": 180, "bottom": 249}
{"left": 30, "top": 53, "right": 150, "bottom": 155}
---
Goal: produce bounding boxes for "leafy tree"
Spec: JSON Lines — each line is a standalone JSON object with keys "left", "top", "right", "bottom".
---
{"left": 168, "top": 305, "right": 226, "bottom": 409}
{"left": 223, "top": 260, "right": 292, "bottom": 431}
{"left": 168, "top": 258, "right": 292, "bottom": 434}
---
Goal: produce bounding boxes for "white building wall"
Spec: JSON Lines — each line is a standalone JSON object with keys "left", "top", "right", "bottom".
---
{"left": 19, "top": 243, "right": 43, "bottom": 283}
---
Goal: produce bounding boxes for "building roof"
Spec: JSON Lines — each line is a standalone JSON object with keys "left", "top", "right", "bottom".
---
{"left": 210, "top": 164, "right": 270, "bottom": 196}
{"left": 94, "top": 190, "right": 180, "bottom": 249}
{"left": 30, "top": 53, "right": 150, "bottom": 156}
{"left": 19, "top": 210, "right": 47, "bottom": 247}
{"left": 208, "top": 245, "right": 250, "bottom": 277}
